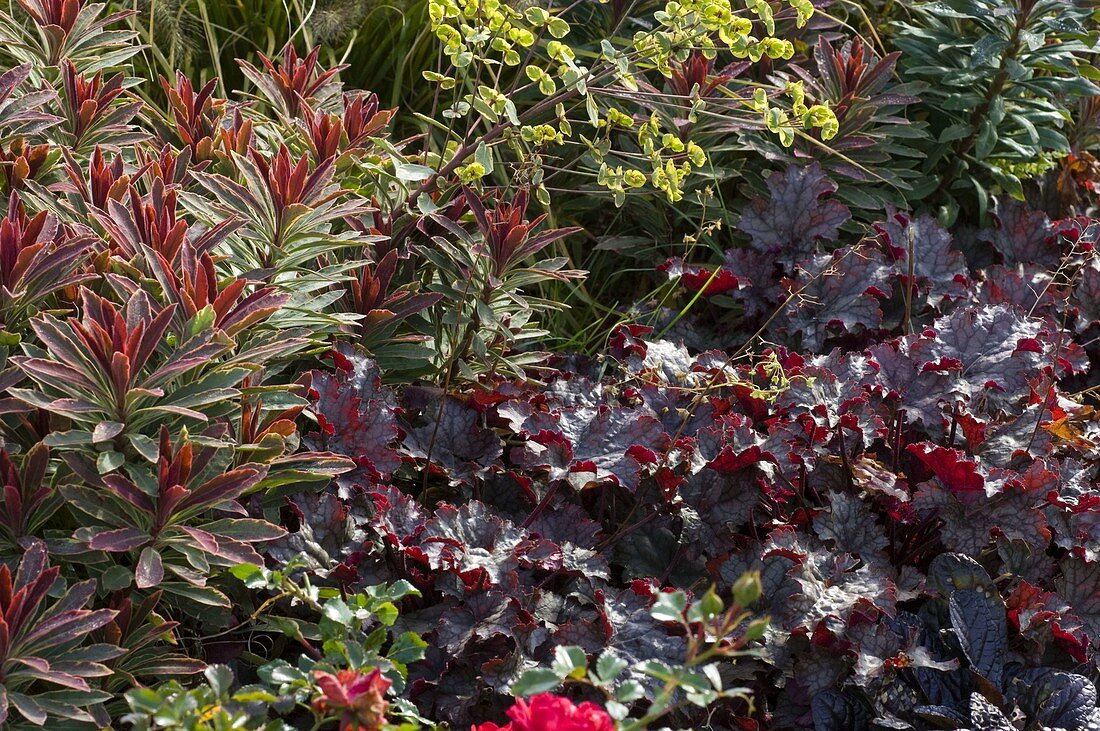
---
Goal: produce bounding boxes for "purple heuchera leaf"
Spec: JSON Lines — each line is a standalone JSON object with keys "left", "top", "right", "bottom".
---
{"left": 865, "top": 339, "right": 953, "bottom": 430}
{"left": 267, "top": 490, "right": 372, "bottom": 577}
{"left": 774, "top": 361, "right": 887, "bottom": 446}
{"left": 421, "top": 501, "right": 530, "bottom": 591}
{"left": 515, "top": 405, "right": 667, "bottom": 490}
{"left": 1074, "top": 258, "right": 1100, "bottom": 328}
{"left": 434, "top": 588, "right": 521, "bottom": 655}
{"left": 598, "top": 587, "right": 689, "bottom": 692}
{"left": 737, "top": 163, "right": 851, "bottom": 263}
{"left": 308, "top": 346, "right": 400, "bottom": 483}
{"left": 378, "top": 499, "right": 563, "bottom": 593}
{"left": 722, "top": 246, "right": 783, "bottom": 320}
{"left": 812, "top": 492, "right": 889, "bottom": 566}
{"left": 1057, "top": 556, "right": 1100, "bottom": 641}
{"left": 678, "top": 465, "right": 762, "bottom": 545}
{"left": 764, "top": 527, "right": 897, "bottom": 636}
{"left": 402, "top": 396, "right": 502, "bottom": 482}
{"left": 912, "top": 466, "right": 1050, "bottom": 555}
{"left": 909, "top": 305, "right": 1047, "bottom": 418}
{"left": 658, "top": 257, "right": 742, "bottom": 297}
{"left": 979, "top": 264, "right": 1065, "bottom": 322}
{"left": 526, "top": 502, "right": 609, "bottom": 578}
{"left": 875, "top": 210, "right": 968, "bottom": 307}
{"left": 782, "top": 247, "right": 890, "bottom": 350}
{"left": 991, "top": 200, "right": 1059, "bottom": 267}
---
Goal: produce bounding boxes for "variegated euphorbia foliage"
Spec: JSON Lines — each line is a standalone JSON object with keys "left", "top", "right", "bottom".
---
{"left": 0, "top": 0, "right": 442, "bottom": 724}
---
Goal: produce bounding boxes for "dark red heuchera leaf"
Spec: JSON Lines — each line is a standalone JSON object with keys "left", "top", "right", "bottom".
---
{"left": 906, "top": 444, "right": 985, "bottom": 499}
{"left": 908, "top": 305, "right": 1048, "bottom": 418}
{"left": 975, "top": 403, "right": 1054, "bottom": 464}
{"left": 679, "top": 465, "right": 762, "bottom": 546}
{"left": 692, "top": 412, "right": 770, "bottom": 464}
{"left": 991, "top": 200, "right": 1060, "bottom": 267}
{"left": 526, "top": 502, "right": 609, "bottom": 578}
{"left": 402, "top": 395, "right": 503, "bottom": 483}
{"left": 368, "top": 486, "right": 431, "bottom": 570}
{"left": 782, "top": 247, "right": 890, "bottom": 350}
{"left": 737, "top": 163, "right": 851, "bottom": 263}
{"left": 267, "top": 490, "right": 372, "bottom": 578}
{"left": 422, "top": 502, "right": 523, "bottom": 590}
{"left": 627, "top": 338, "right": 724, "bottom": 388}
{"left": 307, "top": 346, "right": 400, "bottom": 483}
{"left": 370, "top": 492, "right": 565, "bottom": 593}
{"left": 659, "top": 257, "right": 741, "bottom": 296}
{"left": 606, "top": 323, "right": 652, "bottom": 361}
{"left": 514, "top": 405, "right": 667, "bottom": 490}
{"left": 1007, "top": 580, "right": 1088, "bottom": 662}
{"left": 1045, "top": 461, "right": 1100, "bottom": 562}
{"left": 432, "top": 588, "right": 524, "bottom": 659}
{"left": 420, "top": 501, "right": 562, "bottom": 592}
{"left": 874, "top": 211, "right": 968, "bottom": 307}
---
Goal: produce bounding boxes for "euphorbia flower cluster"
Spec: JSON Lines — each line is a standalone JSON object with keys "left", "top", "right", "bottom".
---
{"left": 473, "top": 694, "right": 616, "bottom": 731}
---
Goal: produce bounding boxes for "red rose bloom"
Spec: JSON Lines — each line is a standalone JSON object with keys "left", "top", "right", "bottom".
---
{"left": 312, "top": 668, "right": 392, "bottom": 731}
{"left": 472, "top": 693, "right": 615, "bottom": 731}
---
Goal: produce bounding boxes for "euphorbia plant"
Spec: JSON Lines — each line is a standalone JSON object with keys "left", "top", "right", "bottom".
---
{"left": 11, "top": 287, "right": 238, "bottom": 466}
{"left": 422, "top": 186, "right": 584, "bottom": 378}
{"left": 0, "top": 0, "right": 138, "bottom": 71}
{"left": 0, "top": 64, "right": 59, "bottom": 144}
{"left": 189, "top": 145, "right": 374, "bottom": 283}
{"left": 64, "top": 427, "right": 281, "bottom": 600}
{"left": 0, "top": 443, "right": 57, "bottom": 555}
{"left": 0, "top": 195, "right": 92, "bottom": 335}
{"left": 0, "top": 540, "right": 120, "bottom": 726}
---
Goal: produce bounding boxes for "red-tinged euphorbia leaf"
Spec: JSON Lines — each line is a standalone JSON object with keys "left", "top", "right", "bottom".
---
{"left": 88, "top": 527, "right": 148, "bottom": 552}
{"left": 134, "top": 547, "right": 163, "bottom": 589}
{"left": 0, "top": 540, "right": 121, "bottom": 725}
